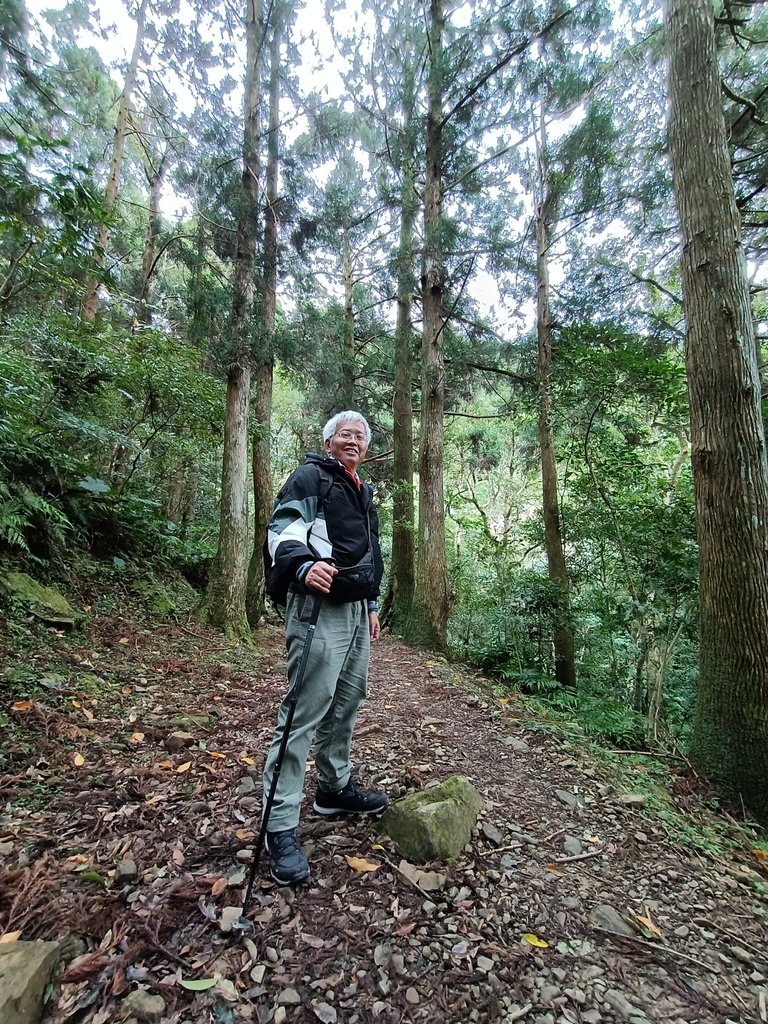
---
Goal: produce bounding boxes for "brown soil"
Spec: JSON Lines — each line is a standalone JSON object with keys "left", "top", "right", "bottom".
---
{"left": 1, "top": 610, "right": 767, "bottom": 1024}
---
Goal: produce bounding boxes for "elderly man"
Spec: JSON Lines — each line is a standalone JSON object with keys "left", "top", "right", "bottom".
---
{"left": 261, "top": 411, "right": 388, "bottom": 884}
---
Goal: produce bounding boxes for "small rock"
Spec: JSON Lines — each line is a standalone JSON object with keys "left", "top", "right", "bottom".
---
{"left": 238, "top": 776, "right": 257, "bottom": 796}
{"left": 604, "top": 989, "right": 642, "bottom": 1020}
{"left": 673, "top": 925, "right": 689, "bottom": 938}
{"left": 503, "top": 737, "right": 530, "bottom": 752}
{"left": 274, "top": 1008, "right": 287, "bottom": 1024}
{"left": 539, "top": 985, "right": 561, "bottom": 1003}
{"left": 589, "top": 904, "right": 637, "bottom": 938}
{"left": 372, "top": 1001, "right": 388, "bottom": 1017}
{"left": 265, "top": 947, "right": 280, "bottom": 963}
{"left": 476, "top": 955, "right": 495, "bottom": 973}
{"left": 278, "top": 987, "right": 302, "bottom": 1005}
{"left": 121, "top": 987, "right": 166, "bottom": 1021}
{"left": 562, "top": 836, "right": 583, "bottom": 857}
{"left": 165, "top": 731, "right": 195, "bottom": 752}
{"left": 581, "top": 1011, "right": 602, "bottom": 1024}
{"left": 115, "top": 859, "right": 138, "bottom": 883}
{"left": 219, "top": 907, "right": 244, "bottom": 933}
{"left": 554, "top": 790, "right": 581, "bottom": 808}
{"left": 482, "top": 821, "right": 504, "bottom": 845}
{"left": 312, "top": 1003, "right": 338, "bottom": 1024}
{"left": 730, "top": 946, "right": 755, "bottom": 965}
{"left": 0, "top": 843, "right": 14, "bottom": 858}
{"left": 405, "top": 988, "right": 419, "bottom": 1004}
{"left": 616, "top": 794, "right": 646, "bottom": 808}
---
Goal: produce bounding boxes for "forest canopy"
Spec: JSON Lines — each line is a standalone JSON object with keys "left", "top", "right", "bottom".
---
{"left": 2, "top": 0, "right": 768, "bottom": 819}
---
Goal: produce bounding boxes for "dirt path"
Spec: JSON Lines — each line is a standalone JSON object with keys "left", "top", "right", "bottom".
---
{"left": 1, "top": 613, "right": 767, "bottom": 1024}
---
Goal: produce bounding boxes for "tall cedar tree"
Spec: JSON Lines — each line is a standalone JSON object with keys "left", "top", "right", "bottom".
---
{"left": 81, "top": 0, "right": 148, "bottom": 321}
{"left": 533, "top": 96, "right": 576, "bottom": 689}
{"left": 247, "top": 6, "right": 285, "bottom": 626}
{"left": 665, "top": 0, "right": 768, "bottom": 819}
{"left": 199, "top": 0, "right": 262, "bottom": 636}
{"left": 409, "top": 0, "right": 450, "bottom": 650}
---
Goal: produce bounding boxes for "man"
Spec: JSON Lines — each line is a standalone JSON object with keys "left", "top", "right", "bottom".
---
{"left": 262, "top": 411, "right": 388, "bottom": 884}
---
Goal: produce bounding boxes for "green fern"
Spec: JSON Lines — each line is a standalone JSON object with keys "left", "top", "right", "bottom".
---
{"left": 0, "top": 481, "right": 72, "bottom": 552}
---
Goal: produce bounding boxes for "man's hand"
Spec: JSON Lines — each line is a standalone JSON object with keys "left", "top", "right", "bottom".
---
{"left": 369, "top": 611, "right": 380, "bottom": 641}
{"left": 305, "top": 560, "right": 337, "bottom": 593}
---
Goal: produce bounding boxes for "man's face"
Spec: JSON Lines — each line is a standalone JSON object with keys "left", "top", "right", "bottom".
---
{"left": 325, "top": 423, "right": 369, "bottom": 471}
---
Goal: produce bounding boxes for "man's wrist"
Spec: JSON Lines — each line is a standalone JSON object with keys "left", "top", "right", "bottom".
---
{"left": 367, "top": 600, "right": 379, "bottom": 614}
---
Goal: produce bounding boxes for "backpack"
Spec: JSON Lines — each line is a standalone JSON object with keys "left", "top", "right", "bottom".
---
{"left": 262, "top": 465, "right": 336, "bottom": 608}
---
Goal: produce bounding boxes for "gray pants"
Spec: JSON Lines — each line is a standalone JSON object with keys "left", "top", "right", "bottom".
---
{"left": 262, "top": 591, "right": 370, "bottom": 831}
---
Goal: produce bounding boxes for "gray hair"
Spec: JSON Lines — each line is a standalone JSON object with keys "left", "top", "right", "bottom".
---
{"left": 322, "top": 411, "right": 371, "bottom": 445}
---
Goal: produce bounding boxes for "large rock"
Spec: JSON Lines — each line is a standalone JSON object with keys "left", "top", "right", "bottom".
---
{"left": 379, "top": 776, "right": 484, "bottom": 863}
{"left": 1, "top": 572, "right": 81, "bottom": 626}
{"left": 0, "top": 940, "right": 60, "bottom": 1024}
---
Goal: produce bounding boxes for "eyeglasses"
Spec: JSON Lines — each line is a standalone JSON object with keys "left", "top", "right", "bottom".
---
{"left": 335, "top": 429, "right": 368, "bottom": 443}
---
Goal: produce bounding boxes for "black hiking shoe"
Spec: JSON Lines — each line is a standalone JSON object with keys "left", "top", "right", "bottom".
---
{"left": 313, "top": 780, "right": 389, "bottom": 817}
{"left": 265, "top": 828, "right": 310, "bottom": 885}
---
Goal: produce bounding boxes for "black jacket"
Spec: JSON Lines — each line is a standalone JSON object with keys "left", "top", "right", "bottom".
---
{"left": 266, "top": 454, "right": 384, "bottom": 602}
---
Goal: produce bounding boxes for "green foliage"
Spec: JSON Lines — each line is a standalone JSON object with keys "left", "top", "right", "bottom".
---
{"left": 0, "top": 313, "right": 223, "bottom": 563}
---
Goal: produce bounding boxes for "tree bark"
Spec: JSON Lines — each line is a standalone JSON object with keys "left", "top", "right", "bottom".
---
{"left": 666, "top": 0, "right": 768, "bottom": 820}
{"left": 386, "top": 50, "right": 417, "bottom": 632}
{"left": 534, "top": 118, "right": 576, "bottom": 689}
{"left": 199, "top": 0, "right": 262, "bottom": 637}
{"left": 341, "top": 223, "right": 356, "bottom": 407}
{"left": 136, "top": 145, "right": 170, "bottom": 325}
{"left": 247, "top": 9, "right": 283, "bottom": 626}
{"left": 408, "top": 0, "right": 449, "bottom": 650}
{"left": 82, "top": 0, "right": 148, "bottom": 321}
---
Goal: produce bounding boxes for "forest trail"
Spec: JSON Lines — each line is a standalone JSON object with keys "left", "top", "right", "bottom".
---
{"left": 1, "top": 608, "right": 767, "bottom": 1024}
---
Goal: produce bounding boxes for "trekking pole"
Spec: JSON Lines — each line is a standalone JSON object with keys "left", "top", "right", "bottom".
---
{"left": 235, "top": 592, "right": 323, "bottom": 928}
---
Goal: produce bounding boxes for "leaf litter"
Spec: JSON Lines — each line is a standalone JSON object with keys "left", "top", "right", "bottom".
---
{"left": 0, "top": 607, "right": 767, "bottom": 1023}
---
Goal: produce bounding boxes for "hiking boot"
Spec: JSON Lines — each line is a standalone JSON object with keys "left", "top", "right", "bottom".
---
{"left": 313, "top": 780, "right": 389, "bottom": 816}
{"left": 265, "top": 828, "right": 310, "bottom": 885}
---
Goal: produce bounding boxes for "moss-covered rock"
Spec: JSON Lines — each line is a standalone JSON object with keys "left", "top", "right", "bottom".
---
{"left": 379, "top": 776, "right": 484, "bottom": 864}
{"left": 131, "top": 571, "right": 197, "bottom": 617}
{"left": 1, "top": 572, "right": 82, "bottom": 625}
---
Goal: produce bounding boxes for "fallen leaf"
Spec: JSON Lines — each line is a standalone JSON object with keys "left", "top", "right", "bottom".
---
{"left": 176, "top": 761, "right": 192, "bottom": 773}
{"left": 118, "top": 637, "right": 130, "bottom": 644}
{"left": 240, "top": 755, "right": 256, "bottom": 766}
{"left": 398, "top": 860, "right": 446, "bottom": 891}
{"left": 207, "top": 751, "right": 226, "bottom": 759}
{"left": 128, "top": 732, "right": 145, "bottom": 744}
{"left": 157, "top": 759, "right": 174, "bottom": 768}
{"left": 11, "top": 700, "right": 33, "bottom": 712}
{"left": 635, "top": 913, "right": 663, "bottom": 939}
{"left": 211, "top": 877, "right": 228, "bottom": 897}
{"left": 172, "top": 849, "right": 185, "bottom": 867}
{"left": 754, "top": 849, "right": 767, "bottom": 864}
{"left": 179, "top": 978, "right": 217, "bottom": 991}
{"left": 234, "top": 828, "right": 255, "bottom": 841}
{"left": 344, "top": 855, "right": 380, "bottom": 873}
{"left": 73, "top": 753, "right": 85, "bottom": 767}
{"left": 0, "top": 931, "right": 21, "bottom": 943}
{"left": 522, "top": 933, "right": 549, "bottom": 948}
{"left": 392, "top": 921, "right": 416, "bottom": 936}
{"left": 81, "top": 707, "right": 94, "bottom": 721}
{"left": 544, "top": 863, "right": 565, "bottom": 875}
{"left": 145, "top": 793, "right": 169, "bottom": 804}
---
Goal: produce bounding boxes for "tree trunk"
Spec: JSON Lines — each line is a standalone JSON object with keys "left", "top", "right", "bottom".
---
{"left": 341, "top": 223, "right": 355, "bottom": 407}
{"left": 247, "top": 10, "right": 283, "bottom": 626}
{"left": 534, "top": 149, "right": 576, "bottom": 687}
{"left": 408, "top": 0, "right": 449, "bottom": 650}
{"left": 137, "top": 146, "right": 170, "bottom": 325}
{"left": 386, "top": 55, "right": 417, "bottom": 632}
{"left": 666, "top": 0, "right": 768, "bottom": 820}
{"left": 82, "top": 0, "right": 148, "bottom": 321}
{"left": 200, "top": 0, "right": 262, "bottom": 637}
